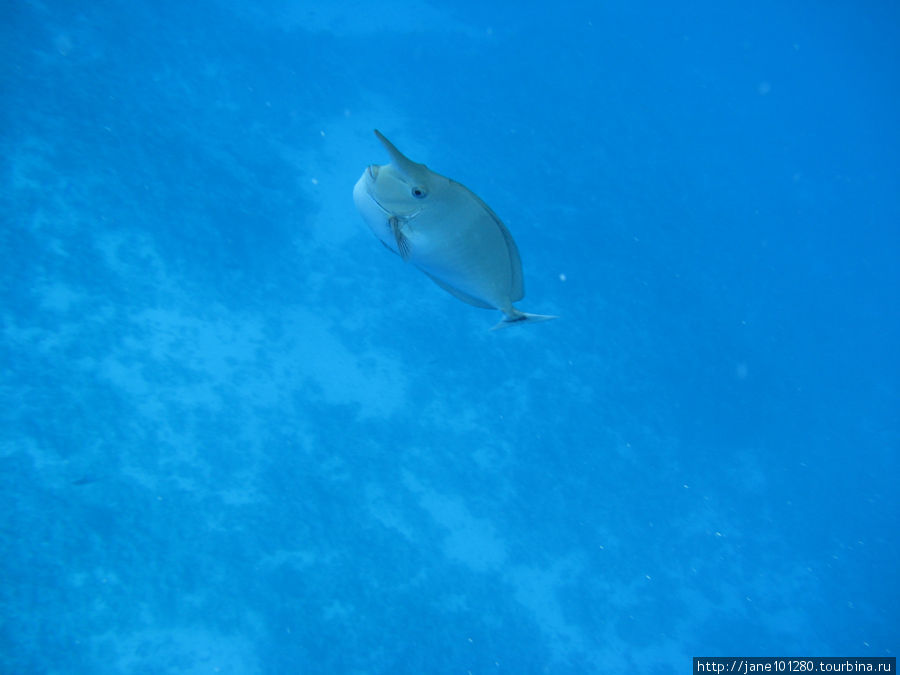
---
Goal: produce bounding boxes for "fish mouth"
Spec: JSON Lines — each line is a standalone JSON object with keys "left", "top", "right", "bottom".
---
{"left": 368, "top": 192, "right": 421, "bottom": 223}
{"left": 364, "top": 165, "right": 392, "bottom": 216}
{"left": 368, "top": 193, "right": 392, "bottom": 217}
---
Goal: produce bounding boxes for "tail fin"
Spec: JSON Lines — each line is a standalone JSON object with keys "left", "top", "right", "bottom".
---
{"left": 491, "top": 310, "right": 558, "bottom": 331}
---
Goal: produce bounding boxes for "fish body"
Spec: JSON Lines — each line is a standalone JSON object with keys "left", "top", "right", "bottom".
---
{"left": 353, "top": 130, "right": 556, "bottom": 329}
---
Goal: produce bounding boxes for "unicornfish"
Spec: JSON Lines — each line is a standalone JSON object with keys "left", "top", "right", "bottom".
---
{"left": 353, "top": 130, "right": 557, "bottom": 329}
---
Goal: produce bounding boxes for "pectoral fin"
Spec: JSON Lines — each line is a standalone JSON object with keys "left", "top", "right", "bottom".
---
{"left": 389, "top": 216, "right": 412, "bottom": 261}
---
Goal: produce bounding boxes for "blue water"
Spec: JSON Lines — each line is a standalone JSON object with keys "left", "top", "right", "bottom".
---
{"left": 2, "top": 1, "right": 898, "bottom": 672}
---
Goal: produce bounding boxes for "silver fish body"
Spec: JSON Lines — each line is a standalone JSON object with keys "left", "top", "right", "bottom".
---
{"left": 353, "top": 130, "right": 555, "bottom": 329}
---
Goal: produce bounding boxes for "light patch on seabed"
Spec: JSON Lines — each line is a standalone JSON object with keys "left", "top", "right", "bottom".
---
{"left": 403, "top": 471, "right": 507, "bottom": 573}
{"left": 5, "top": 203, "right": 410, "bottom": 507}
{"left": 508, "top": 565, "right": 686, "bottom": 670}
{"left": 276, "top": 307, "right": 408, "bottom": 417}
{"left": 506, "top": 559, "right": 613, "bottom": 667}
{"left": 94, "top": 229, "right": 174, "bottom": 294}
{"left": 93, "top": 225, "right": 410, "bottom": 422}
{"left": 98, "top": 626, "right": 260, "bottom": 674}
{"left": 0, "top": 437, "right": 74, "bottom": 482}
{"left": 364, "top": 483, "right": 417, "bottom": 541}
{"left": 81, "top": 288, "right": 409, "bottom": 497}
{"left": 400, "top": 471, "right": 617, "bottom": 666}
{"left": 33, "top": 280, "right": 83, "bottom": 313}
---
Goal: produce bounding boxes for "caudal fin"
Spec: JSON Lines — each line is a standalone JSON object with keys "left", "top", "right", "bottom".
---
{"left": 491, "top": 310, "right": 558, "bottom": 330}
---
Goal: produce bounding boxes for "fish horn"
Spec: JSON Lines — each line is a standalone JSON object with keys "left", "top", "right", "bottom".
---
{"left": 374, "top": 130, "right": 425, "bottom": 179}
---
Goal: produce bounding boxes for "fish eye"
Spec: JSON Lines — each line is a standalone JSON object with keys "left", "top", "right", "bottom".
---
{"left": 411, "top": 186, "right": 427, "bottom": 199}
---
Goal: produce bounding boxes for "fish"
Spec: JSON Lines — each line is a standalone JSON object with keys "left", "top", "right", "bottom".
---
{"left": 353, "top": 130, "right": 557, "bottom": 329}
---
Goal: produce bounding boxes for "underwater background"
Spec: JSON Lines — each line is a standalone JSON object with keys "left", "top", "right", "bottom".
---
{"left": 2, "top": 0, "right": 898, "bottom": 672}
